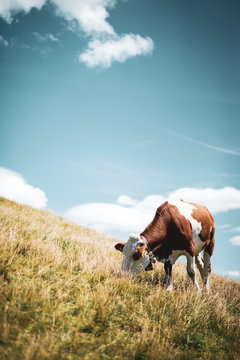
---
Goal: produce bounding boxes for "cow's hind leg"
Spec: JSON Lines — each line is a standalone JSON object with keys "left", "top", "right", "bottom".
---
{"left": 203, "top": 230, "right": 215, "bottom": 291}
{"left": 195, "top": 254, "right": 204, "bottom": 281}
{"left": 164, "top": 260, "right": 173, "bottom": 291}
{"left": 186, "top": 254, "right": 200, "bottom": 291}
{"left": 203, "top": 250, "right": 212, "bottom": 291}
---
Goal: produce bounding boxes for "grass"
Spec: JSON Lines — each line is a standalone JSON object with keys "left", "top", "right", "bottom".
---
{"left": 0, "top": 196, "right": 239, "bottom": 360}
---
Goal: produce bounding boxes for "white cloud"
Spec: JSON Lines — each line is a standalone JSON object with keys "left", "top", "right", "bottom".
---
{"left": 169, "top": 187, "right": 240, "bottom": 213}
{"left": 66, "top": 202, "right": 146, "bottom": 234}
{"left": 220, "top": 271, "right": 240, "bottom": 280}
{"left": 117, "top": 195, "right": 136, "bottom": 206}
{"left": 0, "top": 0, "right": 116, "bottom": 34}
{"left": 33, "top": 32, "right": 60, "bottom": 42}
{"left": 0, "top": 0, "right": 45, "bottom": 23}
{"left": 66, "top": 194, "right": 166, "bottom": 235}
{"left": 52, "top": 0, "right": 116, "bottom": 36}
{"left": 226, "top": 271, "right": 240, "bottom": 279}
{"left": 66, "top": 194, "right": 162, "bottom": 235}
{"left": 79, "top": 34, "right": 154, "bottom": 68}
{"left": 0, "top": 34, "right": 8, "bottom": 46}
{"left": 0, "top": 0, "right": 154, "bottom": 68}
{"left": 229, "top": 236, "right": 240, "bottom": 246}
{"left": 53, "top": 0, "right": 154, "bottom": 67}
{"left": 66, "top": 187, "right": 240, "bottom": 236}
{"left": 0, "top": 167, "right": 47, "bottom": 209}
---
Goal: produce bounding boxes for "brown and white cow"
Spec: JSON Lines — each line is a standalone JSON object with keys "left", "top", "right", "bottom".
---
{"left": 115, "top": 200, "right": 215, "bottom": 291}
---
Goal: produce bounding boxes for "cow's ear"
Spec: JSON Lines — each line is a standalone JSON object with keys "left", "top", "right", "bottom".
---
{"left": 115, "top": 242, "right": 126, "bottom": 252}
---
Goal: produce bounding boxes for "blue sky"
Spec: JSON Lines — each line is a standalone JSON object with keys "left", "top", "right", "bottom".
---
{"left": 0, "top": 0, "right": 240, "bottom": 279}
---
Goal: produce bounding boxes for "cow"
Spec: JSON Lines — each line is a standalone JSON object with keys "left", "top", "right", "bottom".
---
{"left": 115, "top": 200, "right": 215, "bottom": 291}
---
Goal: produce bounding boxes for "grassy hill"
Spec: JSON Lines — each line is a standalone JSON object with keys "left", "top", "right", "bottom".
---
{"left": 0, "top": 197, "right": 239, "bottom": 360}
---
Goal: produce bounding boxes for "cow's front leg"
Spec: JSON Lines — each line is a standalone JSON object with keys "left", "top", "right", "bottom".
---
{"left": 186, "top": 254, "right": 200, "bottom": 291}
{"left": 164, "top": 260, "right": 173, "bottom": 291}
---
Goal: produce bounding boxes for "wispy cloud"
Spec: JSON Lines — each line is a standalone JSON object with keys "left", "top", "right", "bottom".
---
{"left": 72, "top": 161, "right": 116, "bottom": 178}
{"left": 21, "top": 43, "right": 53, "bottom": 57}
{"left": 0, "top": 34, "right": 9, "bottom": 46}
{"left": 231, "top": 227, "right": 240, "bottom": 233}
{"left": 128, "top": 138, "right": 155, "bottom": 149}
{"left": 33, "top": 32, "right": 60, "bottom": 43}
{"left": 72, "top": 160, "right": 170, "bottom": 182}
{"left": 211, "top": 173, "right": 240, "bottom": 178}
{"left": 174, "top": 91, "right": 240, "bottom": 106}
{"left": 216, "top": 225, "right": 240, "bottom": 234}
{"left": 169, "top": 130, "right": 240, "bottom": 156}
{"left": 216, "top": 224, "right": 231, "bottom": 229}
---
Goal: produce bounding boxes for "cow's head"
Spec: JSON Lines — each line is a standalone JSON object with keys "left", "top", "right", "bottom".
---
{"left": 115, "top": 233, "right": 150, "bottom": 276}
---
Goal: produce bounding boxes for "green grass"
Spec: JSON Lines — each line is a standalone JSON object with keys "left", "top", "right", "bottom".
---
{"left": 0, "top": 197, "right": 239, "bottom": 359}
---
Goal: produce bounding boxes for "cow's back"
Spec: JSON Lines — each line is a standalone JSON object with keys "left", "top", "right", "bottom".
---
{"left": 167, "top": 200, "right": 215, "bottom": 255}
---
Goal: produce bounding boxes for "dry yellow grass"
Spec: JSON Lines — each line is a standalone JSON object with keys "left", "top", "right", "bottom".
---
{"left": 0, "top": 196, "right": 239, "bottom": 360}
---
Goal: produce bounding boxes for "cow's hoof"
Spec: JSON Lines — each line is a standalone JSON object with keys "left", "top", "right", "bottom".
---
{"left": 166, "top": 284, "right": 173, "bottom": 292}
{"left": 145, "top": 261, "right": 153, "bottom": 271}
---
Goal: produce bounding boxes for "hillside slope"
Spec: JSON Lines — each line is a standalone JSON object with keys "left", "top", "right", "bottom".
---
{"left": 0, "top": 197, "right": 239, "bottom": 360}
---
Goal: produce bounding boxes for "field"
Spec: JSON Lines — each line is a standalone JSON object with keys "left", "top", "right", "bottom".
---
{"left": 0, "top": 197, "right": 239, "bottom": 360}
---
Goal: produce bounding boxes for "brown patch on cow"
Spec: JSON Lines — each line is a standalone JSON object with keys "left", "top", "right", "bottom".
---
{"left": 205, "top": 231, "right": 215, "bottom": 256}
{"left": 141, "top": 202, "right": 169, "bottom": 244}
{"left": 141, "top": 201, "right": 195, "bottom": 259}
{"left": 167, "top": 203, "right": 195, "bottom": 256}
{"left": 115, "top": 242, "right": 126, "bottom": 252}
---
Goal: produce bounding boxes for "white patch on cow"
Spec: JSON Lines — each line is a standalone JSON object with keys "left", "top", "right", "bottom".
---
{"left": 169, "top": 250, "right": 187, "bottom": 264}
{"left": 168, "top": 200, "right": 205, "bottom": 255}
{"left": 158, "top": 250, "right": 187, "bottom": 265}
{"left": 120, "top": 233, "right": 150, "bottom": 276}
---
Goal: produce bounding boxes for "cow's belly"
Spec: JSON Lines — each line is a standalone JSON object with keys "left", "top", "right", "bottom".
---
{"left": 158, "top": 233, "right": 205, "bottom": 264}
{"left": 159, "top": 250, "right": 188, "bottom": 264}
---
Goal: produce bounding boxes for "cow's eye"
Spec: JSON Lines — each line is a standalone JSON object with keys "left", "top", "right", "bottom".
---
{"left": 138, "top": 241, "right": 144, "bottom": 247}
